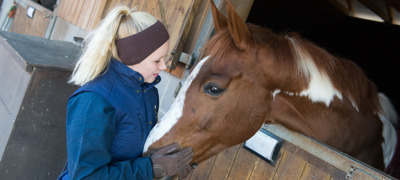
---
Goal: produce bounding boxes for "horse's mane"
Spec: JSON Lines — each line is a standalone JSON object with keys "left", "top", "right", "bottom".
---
{"left": 202, "top": 23, "right": 380, "bottom": 113}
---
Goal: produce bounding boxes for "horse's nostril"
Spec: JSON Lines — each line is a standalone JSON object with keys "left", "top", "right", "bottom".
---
{"left": 191, "top": 163, "right": 199, "bottom": 169}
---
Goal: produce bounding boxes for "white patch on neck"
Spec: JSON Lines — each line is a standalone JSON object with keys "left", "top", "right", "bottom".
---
{"left": 272, "top": 89, "right": 281, "bottom": 101}
{"left": 349, "top": 98, "right": 359, "bottom": 112}
{"left": 289, "top": 38, "right": 343, "bottom": 107}
{"left": 378, "top": 93, "right": 398, "bottom": 167}
{"left": 143, "top": 56, "right": 210, "bottom": 153}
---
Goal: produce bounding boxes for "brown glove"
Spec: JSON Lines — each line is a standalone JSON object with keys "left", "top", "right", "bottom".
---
{"left": 150, "top": 143, "right": 194, "bottom": 178}
{"left": 177, "top": 164, "right": 194, "bottom": 179}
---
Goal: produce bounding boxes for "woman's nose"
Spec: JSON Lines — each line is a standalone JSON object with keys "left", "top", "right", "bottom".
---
{"left": 159, "top": 58, "right": 167, "bottom": 70}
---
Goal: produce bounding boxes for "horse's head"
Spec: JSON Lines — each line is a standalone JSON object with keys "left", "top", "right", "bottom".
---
{"left": 142, "top": 0, "right": 400, "bottom": 173}
{"left": 143, "top": 0, "right": 296, "bottom": 163}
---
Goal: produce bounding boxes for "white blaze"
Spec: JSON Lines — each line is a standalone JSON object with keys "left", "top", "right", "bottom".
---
{"left": 143, "top": 56, "right": 210, "bottom": 153}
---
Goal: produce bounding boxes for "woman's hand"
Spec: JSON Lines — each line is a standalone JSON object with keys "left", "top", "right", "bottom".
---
{"left": 150, "top": 143, "right": 194, "bottom": 178}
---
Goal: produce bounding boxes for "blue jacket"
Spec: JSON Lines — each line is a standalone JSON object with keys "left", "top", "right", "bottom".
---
{"left": 58, "top": 59, "right": 160, "bottom": 179}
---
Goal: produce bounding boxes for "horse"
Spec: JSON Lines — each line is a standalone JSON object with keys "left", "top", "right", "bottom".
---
{"left": 144, "top": 0, "right": 399, "bottom": 175}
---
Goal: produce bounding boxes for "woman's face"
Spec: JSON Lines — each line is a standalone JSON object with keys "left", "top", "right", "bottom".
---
{"left": 129, "top": 40, "right": 169, "bottom": 83}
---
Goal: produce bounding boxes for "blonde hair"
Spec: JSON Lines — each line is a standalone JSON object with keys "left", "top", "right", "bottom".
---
{"left": 69, "top": 6, "right": 158, "bottom": 86}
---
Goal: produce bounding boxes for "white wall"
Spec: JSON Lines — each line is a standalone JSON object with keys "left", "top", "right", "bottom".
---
{"left": 157, "top": 71, "right": 185, "bottom": 119}
{"left": 49, "top": 17, "right": 88, "bottom": 43}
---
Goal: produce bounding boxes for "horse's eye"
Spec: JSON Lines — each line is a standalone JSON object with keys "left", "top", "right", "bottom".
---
{"left": 204, "top": 83, "right": 224, "bottom": 96}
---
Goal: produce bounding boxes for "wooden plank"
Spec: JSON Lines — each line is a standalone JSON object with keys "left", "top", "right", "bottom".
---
{"left": 105, "top": 0, "right": 122, "bottom": 13}
{"left": 249, "top": 150, "right": 283, "bottom": 180}
{"left": 71, "top": 0, "right": 84, "bottom": 25}
{"left": 187, "top": 155, "right": 216, "bottom": 180}
{"left": 226, "top": 145, "right": 258, "bottom": 180}
{"left": 358, "top": 0, "right": 392, "bottom": 22}
{"left": 167, "top": 63, "right": 186, "bottom": 78}
{"left": 66, "top": 0, "right": 79, "bottom": 23}
{"left": 87, "top": 0, "right": 108, "bottom": 31}
{"left": 58, "top": 0, "right": 105, "bottom": 30}
{"left": 273, "top": 150, "right": 307, "bottom": 179}
{"left": 300, "top": 164, "right": 332, "bottom": 180}
{"left": 77, "top": 0, "right": 94, "bottom": 29}
{"left": 119, "top": 0, "right": 130, "bottom": 6}
{"left": 58, "top": 0, "right": 131, "bottom": 31}
{"left": 208, "top": 144, "right": 240, "bottom": 180}
{"left": 282, "top": 141, "right": 346, "bottom": 179}
{"left": 102, "top": 0, "right": 117, "bottom": 17}
{"left": 182, "top": 0, "right": 211, "bottom": 54}
{"left": 56, "top": 0, "right": 69, "bottom": 20}
{"left": 265, "top": 124, "right": 393, "bottom": 180}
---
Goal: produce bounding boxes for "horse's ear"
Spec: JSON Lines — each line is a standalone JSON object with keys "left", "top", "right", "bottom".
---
{"left": 210, "top": 0, "right": 228, "bottom": 33}
{"left": 226, "top": 1, "right": 252, "bottom": 50}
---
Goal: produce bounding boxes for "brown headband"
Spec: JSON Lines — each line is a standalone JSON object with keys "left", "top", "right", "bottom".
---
{"left": 115, "top": 21, "right": 169, "bottom": 65}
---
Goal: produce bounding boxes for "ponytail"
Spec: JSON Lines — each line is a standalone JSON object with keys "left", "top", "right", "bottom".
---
{"left": 69, "top": 6, "right": 157, "bottom": 86}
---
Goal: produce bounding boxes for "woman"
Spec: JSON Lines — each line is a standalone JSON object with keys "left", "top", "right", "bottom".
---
{"left": 58, "top": 6, "right": 194, "bottom": 180}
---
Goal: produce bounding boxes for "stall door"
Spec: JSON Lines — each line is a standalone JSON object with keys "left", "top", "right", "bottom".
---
{"left": 10, "top": 1, "right": 54, "bottom": 38}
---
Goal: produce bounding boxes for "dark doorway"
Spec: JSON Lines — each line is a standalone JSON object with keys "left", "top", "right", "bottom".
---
{"left": 247, "top": 0, "right": 400, "bottom": 113}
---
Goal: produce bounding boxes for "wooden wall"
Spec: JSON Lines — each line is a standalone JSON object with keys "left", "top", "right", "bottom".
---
{"left": 57, "top": 0, "right": 107, "bottom": 31}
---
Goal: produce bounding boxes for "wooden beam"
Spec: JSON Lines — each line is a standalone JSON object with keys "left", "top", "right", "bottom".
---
{"left": 157, "top": 0, "right": 167, "bottom": 26}
{"left": 387, "top": 0, "right": 400, "bottom": 12}
{"left": 357, "top": 0, "right": 392, "bottom": 23}
{"left": 182, "top": 0, "right": 212, "bottom": 55}
{"left": 325, "top": 0, "right": 351, "bottom": 15}
{"left": 385, "top": 0, "right": 394, "bottom": 23}
{"left": 347, "top": 0, "right": 355, "bottom": 15}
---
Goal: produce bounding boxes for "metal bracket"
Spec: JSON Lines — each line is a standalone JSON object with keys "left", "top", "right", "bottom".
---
{"left": 178, "top": 52, "right": 194, "bottom": 69}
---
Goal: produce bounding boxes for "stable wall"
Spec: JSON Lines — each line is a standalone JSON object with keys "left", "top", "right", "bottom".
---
{"left": 0, "top": 31, "right": 80, "bottom": 179}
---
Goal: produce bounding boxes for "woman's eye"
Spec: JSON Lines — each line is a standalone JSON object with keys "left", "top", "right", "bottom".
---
{"left": 204, "top": 84, "right": 224, "bottom": 96}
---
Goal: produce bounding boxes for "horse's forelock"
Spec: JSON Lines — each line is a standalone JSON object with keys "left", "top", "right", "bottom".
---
{"left": 201, "top": 30, "right": 248, "bottom": 78}
{"left": 202, "top": 30, "right": 236, "bottom": 62}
